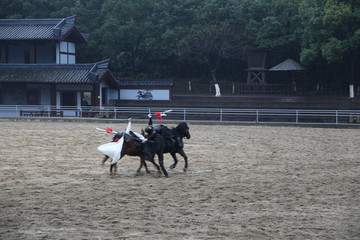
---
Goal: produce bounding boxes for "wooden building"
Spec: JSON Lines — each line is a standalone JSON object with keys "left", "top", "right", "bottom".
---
{"left": 0, "top": 15, "right": 119, "bottom": 108}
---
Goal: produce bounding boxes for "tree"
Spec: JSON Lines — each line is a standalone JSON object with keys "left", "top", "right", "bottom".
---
{"left": 300, "top": 0, "right": 360, "bottom": 97}
{"left": 186, "top": 25, "right": 244, "bottom": 96}
{"left": 242, "top": 0, "right": 303, "bottom": 60}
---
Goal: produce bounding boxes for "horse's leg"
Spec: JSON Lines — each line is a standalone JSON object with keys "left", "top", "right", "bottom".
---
{"left": 158, "top": 152, "right": 168, "bottom": 177}
{"left": 177, "top": 149, "right": 188, "bottom": 172}
{"left": 169, "top": 152, "right": 178, "bottom": 170}
{"left": 110, "top": 163, "right": 116, "bottom": 175}
{"left": 102, "top": 155, "right": 109, "bottom": 165}
{"left": 136, "top": 157, "right": 143, "bottom": 174}
{"left": 141, "top": 155, "right": 150, "bottom": 173}
{"left": 145, "top": 150, "right": 161, "bottom": 173}
{"left": 149, "top": 156, "right": 161, "bottom": 173}
{"left": 136, "top": 155, "right": 150, "bottom": 174}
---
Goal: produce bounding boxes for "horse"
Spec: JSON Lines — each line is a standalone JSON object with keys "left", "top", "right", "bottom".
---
{"left": 101, "top": 131, "right": 161, "bottom": 175}
{"left": 143, "top": 122, "right": 191, "bottom": 177}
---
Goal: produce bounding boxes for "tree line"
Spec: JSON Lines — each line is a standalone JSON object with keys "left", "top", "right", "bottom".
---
{"left": 1, "top": 0, "right": 360, "bottom": 96}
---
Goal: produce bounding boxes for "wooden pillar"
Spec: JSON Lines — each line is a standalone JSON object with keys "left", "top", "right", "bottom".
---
{"left": 94, "top": 83, "right": 100, "bottom": 106}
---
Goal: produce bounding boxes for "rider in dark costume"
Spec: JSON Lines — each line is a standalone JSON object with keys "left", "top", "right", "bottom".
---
{"left": 144, "top": 114, "right": 183, "bottom": 148}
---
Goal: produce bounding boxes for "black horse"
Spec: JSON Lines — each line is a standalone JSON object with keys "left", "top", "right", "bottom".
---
{"left": 143, "top": 122, "right": 191, "bottom": 177}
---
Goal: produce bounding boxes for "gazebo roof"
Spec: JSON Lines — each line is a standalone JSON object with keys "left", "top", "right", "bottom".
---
{"left": 269, "top": 59, "right": 305, "bottom": 71}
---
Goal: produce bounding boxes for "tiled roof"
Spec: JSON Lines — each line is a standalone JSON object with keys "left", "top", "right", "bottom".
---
{"left": 0, "top": 15, "right": 88, "bottom": 42}
{"left": 117, "top": 79, "right": 173, "bottom": 87}
{"left": 0, "top": 59, "right": 112, "bottom": 84}
{"left": 0, "top": 23, "right": 57, "bottom": 40}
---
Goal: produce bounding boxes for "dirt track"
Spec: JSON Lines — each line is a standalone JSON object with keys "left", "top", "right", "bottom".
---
{"left": 0, "top": 120, "right": 359, "bottom": 239}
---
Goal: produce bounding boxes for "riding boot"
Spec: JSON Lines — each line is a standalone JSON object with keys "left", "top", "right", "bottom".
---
{"left": 142, "top": 144, "right": 153, "bottom": 160}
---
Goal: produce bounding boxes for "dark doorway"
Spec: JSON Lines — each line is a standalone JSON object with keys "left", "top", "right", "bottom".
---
{"left": 27, "top": 90, "right": 39, "bottom": 105}
{"left": 102, "top": 88, "right": 108, "bottom": 105}
{"left": 62, "top": 92, "right": 77, "bottom": 106}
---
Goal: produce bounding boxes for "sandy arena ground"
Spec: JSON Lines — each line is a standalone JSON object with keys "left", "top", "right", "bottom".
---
{"left": 0, "top": 119, "right": 359, "bottom": 239}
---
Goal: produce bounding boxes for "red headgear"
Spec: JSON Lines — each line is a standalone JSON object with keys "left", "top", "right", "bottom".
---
{"left": 154, "top": 112, "right": 163, "bottom": 121}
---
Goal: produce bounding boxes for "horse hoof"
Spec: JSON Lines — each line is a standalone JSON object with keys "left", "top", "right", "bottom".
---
{"left": 170, "top": 165, "right": 175, "bottom": 169}
{"left": 183, "top": 168, "right": 187, "bottom": 172}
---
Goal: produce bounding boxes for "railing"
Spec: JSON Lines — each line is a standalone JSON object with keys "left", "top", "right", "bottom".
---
{"left": 0, "top": 105, "right": 360, "bottom": 126}
{"left": 172, "top": 82, "right": 355, "bottom": 96}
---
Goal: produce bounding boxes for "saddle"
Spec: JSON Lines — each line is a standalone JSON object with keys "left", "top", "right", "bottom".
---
{"left": 128, "top": 131, "right": 143, "bottom": 147}
{"left": 112, "top": 131, "right": 143, "bottom": 147}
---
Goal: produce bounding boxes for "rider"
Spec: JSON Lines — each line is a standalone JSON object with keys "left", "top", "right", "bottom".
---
{"left": 144, "top": 114, "right": 182, "bottom": 148}
{"left": 144, "top": 114, "right": 159, "bottom": 138}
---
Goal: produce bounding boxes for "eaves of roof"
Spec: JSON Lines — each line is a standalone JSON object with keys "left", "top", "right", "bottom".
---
{"left": 0, "top": 15, "right": 88, "bottom": 43}
{"left": 117, "top": 79, "right": 173, "bottom": 87}
{"left": 0, "top": 63, "right": 96, "bottom": 84}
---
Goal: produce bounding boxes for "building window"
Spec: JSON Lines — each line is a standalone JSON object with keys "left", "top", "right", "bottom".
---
{"left": 24, "top": 48, "right": 30, "bottom": 63}
{"left": 36, "top": 42, "right": 56, "bottom": 63}
{"left": 83, "top": 92, "right": 92, "bottom": 106}
{"left": 59, "top": 41, "right": 76, "bottom": 64}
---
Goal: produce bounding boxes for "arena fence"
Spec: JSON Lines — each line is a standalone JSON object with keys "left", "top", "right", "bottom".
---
{"left": 0, "top": 105, "right": 360, "bottom": 126}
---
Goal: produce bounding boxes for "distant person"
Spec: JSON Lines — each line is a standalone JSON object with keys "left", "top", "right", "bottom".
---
{"left": 81, "top": 98, "right": 88, "bottom": 106}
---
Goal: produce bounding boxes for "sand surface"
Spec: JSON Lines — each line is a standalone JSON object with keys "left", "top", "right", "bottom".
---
{"left": 0, "top": 119, "right": 359, "bottom": 239}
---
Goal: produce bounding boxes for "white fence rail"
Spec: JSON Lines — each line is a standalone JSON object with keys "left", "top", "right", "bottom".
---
{"left": 0, "top": 105, "right": 360, "bottom": 126}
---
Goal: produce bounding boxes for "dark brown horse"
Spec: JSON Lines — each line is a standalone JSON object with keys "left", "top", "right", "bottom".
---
{"left": 101, "top": 131, "right": 160, "bottom": 175}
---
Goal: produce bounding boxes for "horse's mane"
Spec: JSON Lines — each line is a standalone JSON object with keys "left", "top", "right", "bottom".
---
{"left": 172, "top": 122, "right": 188, "bottom": 136}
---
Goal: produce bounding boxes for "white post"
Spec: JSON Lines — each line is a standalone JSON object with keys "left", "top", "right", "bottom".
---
{"left": 56, "top": 92, "right": 61, "bottom": 109}
{"left": 349, "top": 84, "right": 354, "bottom": 98}
{"left": 215, "top": 83, "right": 221, "bottom": 97}
{"left": 336, "top": 110, "right": 338, "bottom": 124}
{"left": 77, "top": 92, "right": 82, "bottom": 109}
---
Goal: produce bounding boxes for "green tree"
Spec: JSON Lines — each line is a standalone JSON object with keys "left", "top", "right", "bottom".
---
{"left": 186, "top": 25, "right": 244, "bottom": 96}
{"left": 300, "top": 0, "right": 360, "bottom": 97}
{"left": 242, "top": 0, "right": 303, "bottom": 59}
